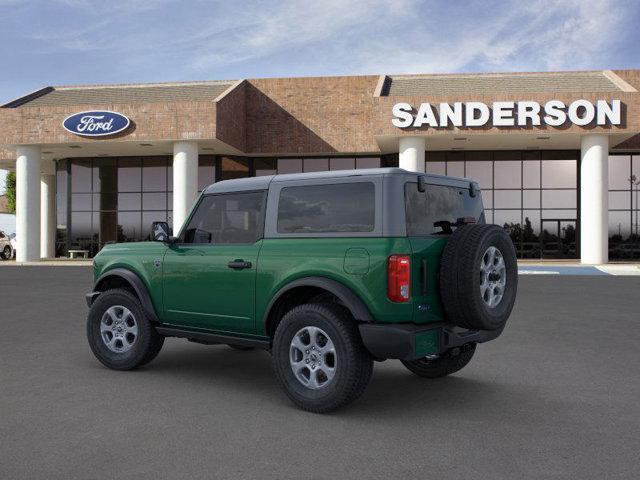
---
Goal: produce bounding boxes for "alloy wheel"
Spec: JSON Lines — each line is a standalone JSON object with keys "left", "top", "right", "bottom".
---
{"left": 289, "top": 326, "right": 337, "bottom": 389}
{"left": 100, "top": 305, "right": 138, "bottom": 353}
{"left": 479, "top": 246, "right": 507, "bottom": 308}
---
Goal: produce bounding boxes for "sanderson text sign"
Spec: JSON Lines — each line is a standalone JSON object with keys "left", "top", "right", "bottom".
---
{"left": 63, "top": 110, "right": 130, "bottom": 137}
{"left": 391, "top": 100, "right": 622, "bottom": 128}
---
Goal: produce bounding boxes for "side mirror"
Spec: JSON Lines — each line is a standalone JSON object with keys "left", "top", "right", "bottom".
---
{"left": 469, "top": 181, "right": 479, "bottom": 198}
{"left": 151, "top": 221, "right": 171, "bottom": 242}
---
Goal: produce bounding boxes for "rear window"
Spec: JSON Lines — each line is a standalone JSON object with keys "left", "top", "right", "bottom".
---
{"left": 277, "top": 183, "right": 375, "bottom": 234}
{"left": 405, "top": 182, "right": 484, "bottom": 236}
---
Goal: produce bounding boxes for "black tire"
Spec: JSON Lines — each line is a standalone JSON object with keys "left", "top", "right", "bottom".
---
{"left": 228, "top": 344, "right": 254, "bottom": 351}
{"left": 401, "top": 343, "right": 476, "bottom": 378}
{"left": 1, "top": 245, "right": 11, "bottom": 260}
{"left": 272, "top": 303, "right": 373, "bottom": 413}
{"left": 87, "top": 288, "right": 164, "bottom": 370}
{"left": 440, "top": 224, "right": 518, "bottom": 331}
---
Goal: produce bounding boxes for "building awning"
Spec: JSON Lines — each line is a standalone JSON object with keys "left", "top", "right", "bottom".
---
{"left": 1, "top": 80, "right": 237, "bottom": 108}
{"left": 380, "top": 71, "right": 636, "bottom": 96}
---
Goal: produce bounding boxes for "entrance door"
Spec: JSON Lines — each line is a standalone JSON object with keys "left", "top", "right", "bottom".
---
{"left": 540, "top": 219, "right": 577, "bottom": 259}
{"left": 162, "top": 191, "right": 266, "bottom": 334}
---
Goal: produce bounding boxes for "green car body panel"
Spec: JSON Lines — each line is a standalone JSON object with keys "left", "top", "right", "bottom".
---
{"left": 93, "top": 242, "right": 167, "bottom": 314}
{"left": 93, "top": 235, "right": 448, "bottom": 336}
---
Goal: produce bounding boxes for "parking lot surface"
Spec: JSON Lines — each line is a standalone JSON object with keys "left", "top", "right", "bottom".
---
{"left": 1, "top": 267, "right": 639, "bottom": 479}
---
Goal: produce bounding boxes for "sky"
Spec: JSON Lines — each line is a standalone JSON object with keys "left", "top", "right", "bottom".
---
{"left": 1, "top": 0, "right": 639, "bottom": 193}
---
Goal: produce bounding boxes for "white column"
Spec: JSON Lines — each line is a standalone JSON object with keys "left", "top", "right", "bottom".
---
{"left": 172, "top": 141, "right": 198, "bottom": 233}
{"left": 16, "top": 146, "right": 41, "bottom": 262}
{"left": 399, "top": 137, "right": 425, "bottom": 173}
{"left": 40, "top": 172, "right": 56, "bottom": 259}
{"left": 580, "top": 134, "right": 609, "bottom": 264}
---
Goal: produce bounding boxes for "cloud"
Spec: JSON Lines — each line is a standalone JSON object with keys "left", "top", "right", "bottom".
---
{"left": 180, "top": 0, "right": 634, "bottom": 76}
{"left": 0, "top": 0, "right": 637, "bottom": 105}
{"left": 189, "top": 0, "right": 415, "bottom": 71}
{"left": 348, "top": 0, "right": 631, "bottom": 74}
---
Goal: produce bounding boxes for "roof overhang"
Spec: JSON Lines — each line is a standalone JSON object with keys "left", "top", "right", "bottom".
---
{"left": 375, "top": 131, "right": 640, "bottom": 154}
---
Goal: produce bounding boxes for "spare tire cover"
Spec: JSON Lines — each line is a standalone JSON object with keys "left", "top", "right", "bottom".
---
{"left": 439, "top": 224, "right": 518, "bottom": 331}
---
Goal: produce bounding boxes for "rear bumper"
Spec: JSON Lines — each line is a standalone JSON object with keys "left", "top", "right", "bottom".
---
{"left": 358, "top": 322, "right": 503, "bottom": 361}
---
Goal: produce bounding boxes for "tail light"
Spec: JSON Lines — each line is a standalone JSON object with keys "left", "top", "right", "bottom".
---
{"left": 388, "top": 255, "right": 411, "bottom": 302}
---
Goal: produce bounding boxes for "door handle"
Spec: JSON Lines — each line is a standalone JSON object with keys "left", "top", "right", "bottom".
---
{"left": 228, "top": 259, "right": 252, "bottom": 270}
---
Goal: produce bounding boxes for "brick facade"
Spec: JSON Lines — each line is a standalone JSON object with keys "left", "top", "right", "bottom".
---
{"left": 0, "top": 70, "right": 639, "bottom": 160}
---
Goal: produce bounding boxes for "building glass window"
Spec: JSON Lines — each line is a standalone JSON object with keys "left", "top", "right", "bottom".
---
{"left": 425, "top": 150, "right": 579, "bottom": 259}
{"left": 67, "top": 156, "right": 173, "bottom": 256}
{"left": 198, "top": 155, "right": 215, "bottom": 190}
{"left": 117, "top": 157, "right": 142, "bottom": 192}
{"left": 356, "top": 157, "right": 381, "bottom": 169}
{"left": 143, "top": 157, "right": 168, "bottom": 192}
{"left": 465, "top": 160, "right": 492, "bottom": 189}
{"left": 494, "top": 190, "right": 521, "bottom": 209}
{"left": 271, "top": 156, "right": 380, "bottom": 175}
{"left": 523, "top": 190, "right": 540, "bottom": 209}
{"left": 330, "top": 157, "right": 355, "bottom": 171}
{"left": 608, "top": 154, "right": 639, "bottom": 259}
{"left": 58, "top": 150, "right": 617, "bottom": 260}
{"left": 541, "top": 159, "right": 576, "bottom": 189}
{"left": 425, "top": 161, "right": 446, "bottom": 176}
{"left": 71, "top": 159, "right": 92, "bottom": 193}
{"left": 220, "top": 157, "right": 249, "bottom": 181}
{"left": 55, "top": 160, "right": 68, "bottom": 257}
{"left": 278, "top": 158, "right": 303, "bottom": 174}
{"left": 523, "top": 160, "right": 541, "bottom": 188}
{"left": 255, "top": 158, "right": 277, "bottom": 176}
{"left": 304, "top": 158, "right": 329, "bottom": 172}
{"left": 494, "top": 161, "right": 521, "bottom": 188}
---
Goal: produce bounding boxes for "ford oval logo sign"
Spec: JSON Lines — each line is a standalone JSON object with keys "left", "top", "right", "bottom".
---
{"left": 62, "top": 110, "right": 130, "bottom": 137}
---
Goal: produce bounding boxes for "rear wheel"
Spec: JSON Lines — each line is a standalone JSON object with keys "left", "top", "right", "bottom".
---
{"left": 272, "top": 303, "right": 373, "bottom": 413}
{"left": 87, "top": 288, "right": 164, "bottom": 370}
{"left": 1, "top": 245, "right": 11, "bottom": 260}
{"left": 401, "top": 344, "right": 476, "bottom": 378}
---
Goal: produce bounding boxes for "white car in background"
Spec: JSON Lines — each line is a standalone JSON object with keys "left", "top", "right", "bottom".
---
{"left": 9, "top": 232, "right": 17, "bottom": 258}
{"left": 0, "top": 230, "right": 14, "bottom": 260}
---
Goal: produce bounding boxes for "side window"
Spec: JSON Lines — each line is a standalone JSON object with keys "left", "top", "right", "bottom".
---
{"left": 182, "top": 191, "right": 266, "bottom": 244}
{"left": 277, "top": 182, "right": 375, "bottom": 234}
{"left": 0, "top": 232, "right": 5, "bottom": 239}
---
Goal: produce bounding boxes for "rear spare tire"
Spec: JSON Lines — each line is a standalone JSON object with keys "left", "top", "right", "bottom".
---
{"left": 440, "top": 224, "right": 517, "bottom": 331}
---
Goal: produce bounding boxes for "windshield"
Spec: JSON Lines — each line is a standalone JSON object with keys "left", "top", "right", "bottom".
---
{"left": 405, "top": 182, "right": 484, "bottom": 236}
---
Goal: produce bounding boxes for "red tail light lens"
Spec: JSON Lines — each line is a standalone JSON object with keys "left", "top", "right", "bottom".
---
{"left": 388, "top": 255, "right": 411, "bottom": 302}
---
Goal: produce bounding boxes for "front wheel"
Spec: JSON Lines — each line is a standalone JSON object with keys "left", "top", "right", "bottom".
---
{"left": 272, "top": 303, "right": 373, "bottom": 413}
{"left": 401, "top": 343, "right": 476, "bottom": 378}
{"left": 87, "top": 288, "right": 164, "bottom": 370}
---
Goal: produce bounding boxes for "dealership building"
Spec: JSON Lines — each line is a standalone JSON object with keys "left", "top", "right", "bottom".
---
{"left": 0, "top": 69, "right": 639, "bottom": 263}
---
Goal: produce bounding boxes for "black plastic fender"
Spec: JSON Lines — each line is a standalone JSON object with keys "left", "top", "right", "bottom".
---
{"left": 263, "top": 276, "right": 374, "bottom": 328}
{"left": 89, "top": 268, "right": 159, "bottom": 323}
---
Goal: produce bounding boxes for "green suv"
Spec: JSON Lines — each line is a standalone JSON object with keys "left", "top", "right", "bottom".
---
{"left": 86, "top": 168, "right": 517, "bottom": 412}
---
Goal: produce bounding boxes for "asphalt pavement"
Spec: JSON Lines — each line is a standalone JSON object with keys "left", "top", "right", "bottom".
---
{"left": 1, "top": 267, "right": 639, "bottom": 479}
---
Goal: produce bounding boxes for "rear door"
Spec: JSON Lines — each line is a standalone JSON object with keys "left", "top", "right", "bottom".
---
{"left": 404, "top": 181, "right": 484, "bottom": 323}
{"left": 162, "top": 191, "right": 266, "bottom": 334}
